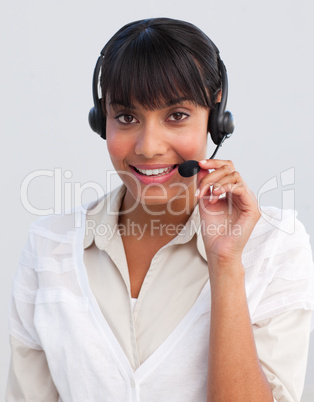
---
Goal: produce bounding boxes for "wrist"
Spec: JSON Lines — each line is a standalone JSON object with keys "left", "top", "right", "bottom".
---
{"left": 209, "top": 265, "right": 246, "bottom": 308}
{"left": 207, "top": 258, "right": 245, "bottom": 286}
{"left": 207, "top": 252, "right": 243, "bottom": 272}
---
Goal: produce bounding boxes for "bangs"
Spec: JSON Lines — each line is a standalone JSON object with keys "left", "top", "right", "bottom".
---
{"left": 100, "top": 26, "right": 215, "bottom": 114}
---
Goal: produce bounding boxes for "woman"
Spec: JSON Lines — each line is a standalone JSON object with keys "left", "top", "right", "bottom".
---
{"left": 7, "top": 18, "right": 314, "bottom": 401}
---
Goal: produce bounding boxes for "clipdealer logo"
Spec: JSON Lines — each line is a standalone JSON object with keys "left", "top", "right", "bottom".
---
{"left": 20, "top": 167, "right": 296, "bottom": 233}
{"left": 19, "top": 169, "right": 195, "bottom": 219}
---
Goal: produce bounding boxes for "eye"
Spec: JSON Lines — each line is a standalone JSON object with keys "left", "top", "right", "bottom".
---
{"left": 168, "top": 112, "right": 189, "bottom": 122}
{"left": 114, "top": 114, "right": 138, "bottom": 124}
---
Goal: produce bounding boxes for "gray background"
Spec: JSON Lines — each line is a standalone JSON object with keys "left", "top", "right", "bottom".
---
{"left": 1, "top": 0, "right": 313, "bottom": 399}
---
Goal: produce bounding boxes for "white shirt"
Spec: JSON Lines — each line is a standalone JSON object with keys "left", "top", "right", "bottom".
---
{"left": 7, "top": 185, "right": 314, "bottom": 401}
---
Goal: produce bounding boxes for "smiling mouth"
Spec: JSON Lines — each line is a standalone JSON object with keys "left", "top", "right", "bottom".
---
{"left": 132, "top": 165, "right": 178, "bottom": 177}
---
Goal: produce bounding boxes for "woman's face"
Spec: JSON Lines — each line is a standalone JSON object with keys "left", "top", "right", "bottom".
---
{"left": 106, "top": 99, "right": 209, "bottom": 212}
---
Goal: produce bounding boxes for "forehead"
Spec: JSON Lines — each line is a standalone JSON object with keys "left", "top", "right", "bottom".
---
{"left": 101, "top": 38, "right": 213, "bottom": 113}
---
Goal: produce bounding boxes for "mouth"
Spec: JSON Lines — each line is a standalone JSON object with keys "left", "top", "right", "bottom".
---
{"left": 131, "top": 164, "right": 179, "bottom": 177}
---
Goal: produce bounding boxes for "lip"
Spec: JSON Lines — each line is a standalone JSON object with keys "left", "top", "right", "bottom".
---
{"left": 129, "top": 164, "right": 179, "bottom": 184}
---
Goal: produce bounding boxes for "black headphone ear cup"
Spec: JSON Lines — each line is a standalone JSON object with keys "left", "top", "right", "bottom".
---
{"left": 222, "top": 110, "right": 235, "bottom": 136}
{"left": 88, "top": 106, "right": 106, "bottom": 139}
{"left": 208, "top": 106, "right": 235, "bottom": 146}
{"left": 208, "top": 104, "right": 220, "bottom": 145}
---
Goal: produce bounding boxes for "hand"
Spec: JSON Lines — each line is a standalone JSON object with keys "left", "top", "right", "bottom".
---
{"left": 195, "top": 159, "right": 260, "bottom": 272}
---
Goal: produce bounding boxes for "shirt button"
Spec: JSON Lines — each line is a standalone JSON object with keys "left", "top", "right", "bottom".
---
{"left": 130, "top": 378, "right": 136, "bottom": 388}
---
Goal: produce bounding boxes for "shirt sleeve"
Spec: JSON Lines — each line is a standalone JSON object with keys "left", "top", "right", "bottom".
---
{"left": 253, "top": 308, "right": 312, "bottom": 402}
{"left": 6, "top": 335, "right": 59, "bottom": 402}
{"left": 7, "top": 227, "right": 60, "bottom": 400}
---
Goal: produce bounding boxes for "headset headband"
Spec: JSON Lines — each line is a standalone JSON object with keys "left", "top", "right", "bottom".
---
{"left": 89, "top": 46, "right": 234, "bottom": 146}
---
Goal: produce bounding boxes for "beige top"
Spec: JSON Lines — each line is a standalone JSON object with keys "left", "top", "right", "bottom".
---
{"left": 7, "top": 185, "right": 313, "bottom": 401}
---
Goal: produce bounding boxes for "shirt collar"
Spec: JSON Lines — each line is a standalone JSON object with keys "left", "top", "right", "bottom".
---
{"left": 83, "top": 184, "right": 207, "bottom": 261}
{"left": 84, "top": 184, "right": 127, "bottom": 250}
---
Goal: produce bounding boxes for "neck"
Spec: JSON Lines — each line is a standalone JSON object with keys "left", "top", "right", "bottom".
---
{"left": 119, "top": 185, "right": 197, "bottom": 235}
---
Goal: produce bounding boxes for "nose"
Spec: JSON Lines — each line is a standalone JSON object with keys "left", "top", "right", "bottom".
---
{"left": 134, "top": 121, "right": 168, "bottom": 158}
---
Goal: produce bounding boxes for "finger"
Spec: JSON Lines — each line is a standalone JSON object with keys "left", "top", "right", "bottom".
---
{"left": 211, "top": 174, "right": 249, "bottom": 206}
{"left": 225, "top": 184, "right": 259, "bottom": 211}
{"left": 199, "top": 171, "right": 253, "bottom": 209}
{"left": 211, "top": 171, "right": 242, "bottom": 194}
{"left": 197, "top": 167, "right": 237, "bottom": 199}
{"left": 213, "top": 181, "right": 259, "bottom": 214}
{"left": 198, "top": 159, "right": 235, "bottom": 171}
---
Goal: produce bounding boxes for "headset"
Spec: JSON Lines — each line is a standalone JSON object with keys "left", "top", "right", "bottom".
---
{"left": 88, "top": 47, "right": 234, "bottom": 155}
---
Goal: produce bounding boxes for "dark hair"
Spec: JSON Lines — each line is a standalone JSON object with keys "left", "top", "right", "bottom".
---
{"left": 100, "top": 18, "right": 222, "bottom": 115}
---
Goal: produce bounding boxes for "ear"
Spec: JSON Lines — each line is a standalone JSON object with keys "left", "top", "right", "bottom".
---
{"left": 215, "top": 89, "right": 222, "bottom": 103}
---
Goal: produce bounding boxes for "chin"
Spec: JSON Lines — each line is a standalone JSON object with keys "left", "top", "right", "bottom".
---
{"left": 126, "top": 180, "right": 196, "bottom": 212}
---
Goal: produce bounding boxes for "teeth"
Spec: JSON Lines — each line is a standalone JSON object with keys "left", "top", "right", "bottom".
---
{"left": 136, "top": 166, "right": 174, "bottom": 176}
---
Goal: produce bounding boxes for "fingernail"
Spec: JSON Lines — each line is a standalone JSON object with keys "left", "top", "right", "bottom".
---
{"left": 194, "top": 188, "right": 200, "bottom": 197}
{"left": 199, "top": 160, "right": 207, "bottom": 164}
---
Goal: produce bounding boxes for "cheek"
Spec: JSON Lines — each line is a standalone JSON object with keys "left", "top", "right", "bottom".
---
{"left": 106, "top": 119, "right": 125, "bottom": 162}
{"left": 106, "top": 131, "right": 131, "bottom": 167}
{"left": 178, "top": 134, "right": 208, "bottom": 161}
{"left": 178, "top": 112, "right": 209, "bottom": 160}
{"left": 106, "top": 137, "right": 120, "bottom": 161}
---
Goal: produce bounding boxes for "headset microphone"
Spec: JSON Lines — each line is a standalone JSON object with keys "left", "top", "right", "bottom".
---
{"left": 178, "top": 133, "right": 228, "bottom": 178}
{"left": 178, "top": 161, "right": 201, "bottom": 178}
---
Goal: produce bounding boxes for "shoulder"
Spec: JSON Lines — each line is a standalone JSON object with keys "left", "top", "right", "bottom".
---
{"left": 25, "top": 185, "right": 124, "bottom": 253}
{"left": 244, "top": 206, "right": 312, "bottom": 265}
{"left": 244, "top": 206, "right": 314, "bottom": 323}
{"left": 25, "top": 210, "right": 83, "bottom": 255}
{"left": 24, "top": 196, "right": 104, "bottom": 258}
{"left": 252, "top": 205, "right": 307, "bottom": 239}
{"left": 28, "top": 188, "right": 115, "bottom": 242}
{"left": 30, "top": 209, "right": 82, "bottom": 238}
